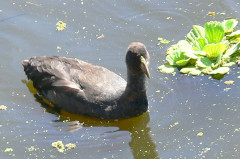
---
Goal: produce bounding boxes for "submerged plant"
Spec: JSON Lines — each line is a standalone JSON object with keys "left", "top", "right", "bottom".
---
{"left": 158, "top": 19, "right": 240, "bottom": 79}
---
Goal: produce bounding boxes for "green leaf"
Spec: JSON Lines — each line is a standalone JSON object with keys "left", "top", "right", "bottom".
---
{"left": 205, "top": 21, "right": 225, "bottom": 43}
{"left": 226, "top": 30, "right": 240, "bottom": 39}
{"left": 160, "top": 19, "right": 239, "bottom": 78}
{"left": 186, "top": 25, "right": 205, "bottom": 44}
{"left": 209, "top": 67, "right": 230, "bottom": 74}
{"left": 201, "top": 67, "right": 213, "bottom": 74}
{"left": 180, "top": 67, "right": 194, "bottom": 74}
{"left": 193, "top": 38, "right": 208, "bottom": 51}
{"left": 223, "top": 41, "right": 240, "bottom": 59}
{"left": 223, "top": 19, "right": 238, "bottom": 33}
{"left": 176, "top": 59, "right": 189, "bottom": 66}
{"left": 177, "top": 40, "right": 199, "bottom": 59}
{"left": 203, "top": 43, "right": 227, "bottom": 59}
{"left": 176, "top": 40, "right": 192, "bottom": 52}
{"left": 195, "top": 51, "right": 207, "bottom": 56}
{"left": 189, "top": 69, "right": 202, "bottom": 76}
{"left": 167, "top": 44, "right": 178, "bottom": 55}
{"left": 166, "top": 50, "right": 189, "bottom": 66}
{"left": 212, "top": 52, "right": 223, "bottom": 69}
{"left": 180, "top": 67, "right": 201, "bottom": 75}
{"left": 177, "top": 40, "right": 191, "bottom": 48}
{"left": 196, "top": 57, "right": 214, "bottom": 68}
{"left": 157, "top": 37, "right": 170, "bottom": 44}
{"left": 222, "top": 62, "right": 236, "bottom": 67}
{"left": 184, "top": 51, "right": 199, "bottom": 59}
{"left": 158, "top": 65, "right": 176, "bottom": 73}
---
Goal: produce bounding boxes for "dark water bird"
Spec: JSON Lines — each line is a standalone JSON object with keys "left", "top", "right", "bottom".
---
{"left": 22, "top": 42, "right": 150, "bottom": 119}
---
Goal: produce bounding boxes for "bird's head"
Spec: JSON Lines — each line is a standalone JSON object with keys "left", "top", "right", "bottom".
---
{"left": 126, "top": 42, "right": 150, "bottom": 78}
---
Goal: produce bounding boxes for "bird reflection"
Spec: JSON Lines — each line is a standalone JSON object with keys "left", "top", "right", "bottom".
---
{"left": 22, "top": 80, "right": 159, "bottom": 159}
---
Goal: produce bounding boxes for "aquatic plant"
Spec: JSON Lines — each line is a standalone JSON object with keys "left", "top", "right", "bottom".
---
{"left": 159, "top": 19, "right": 240, "bottom": 78}
{"left": 56, "top": 21, "right": 66, "bottom": 31}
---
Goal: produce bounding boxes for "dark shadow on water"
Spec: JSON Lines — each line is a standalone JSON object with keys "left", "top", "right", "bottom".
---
{"left": 22, "top": 80, "right": 159, "bottom": 159}
{"left": 212, "top": 74, "right": 225, "bottom": 80}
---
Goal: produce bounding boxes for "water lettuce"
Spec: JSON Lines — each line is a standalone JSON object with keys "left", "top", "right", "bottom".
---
{"left": 166, "top": 49, "right": 190, "bottom": 66}
{"left": 180, "top": 67, "right": 201, "bottom": 75}
{"left": 159, "top": 19, "right": 240, "bottom": 78}
{"left": 203, "top": 43, "right": 227, "bottom": 59}
{"left": 205, "top": 21, "right": 225, "bottom": 44}
{"left": 223, "top": 19, "right": 238, "bottom": 33}
{"left": 158, "top": 65, "right": 176, "bottom": 73}
{"left": 186, "top": 25, "right": 205, "bottom": 44}
{"left": 196, "top": 57, "right": 214, "bottom": 68}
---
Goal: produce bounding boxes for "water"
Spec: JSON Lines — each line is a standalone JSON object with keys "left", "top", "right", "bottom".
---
{"left": 0, "top": 0, "right": 240, "bottom": 158}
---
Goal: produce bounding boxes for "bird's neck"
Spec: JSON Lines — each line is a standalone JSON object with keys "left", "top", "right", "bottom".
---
{"left": 126, "top": 70, "right": 147, "bottom": 94}
{"left": 114, "top": 70, "right": 148, "bottom": 118}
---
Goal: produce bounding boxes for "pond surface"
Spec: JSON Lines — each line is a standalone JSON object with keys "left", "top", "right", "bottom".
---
{"left": 1, "top": 0, "right": 240, "bottom": 158}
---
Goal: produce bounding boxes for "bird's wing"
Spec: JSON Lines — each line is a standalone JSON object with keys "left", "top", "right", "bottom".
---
{"left": 22, "top": 56, "right": 126, "bottom": 103}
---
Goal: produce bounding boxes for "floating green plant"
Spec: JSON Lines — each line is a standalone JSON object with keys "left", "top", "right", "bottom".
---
{"left": 159, "top": 19, "right": 240, "bottom": 78}
{"left": 56, "top": 21, "right": 66, "bottom": 31}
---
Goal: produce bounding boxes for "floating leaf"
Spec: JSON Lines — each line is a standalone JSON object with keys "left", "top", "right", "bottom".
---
{"left": 196, "top": 51, "right": 207, "bottom": 56}
{"left": 222, "top": 62, "right": 236, "bottom": 67}
{"left": 201, "top": 67, "right": 213, "bottom": 74}
{"left": 166, "top": 50, "right": 189, "bottom": 66}
{"left": 65, "top": 143, "right": 76, "bottom": 150}
{"left": 176, "top": 40, "right": 199, "bottom": 59}
{"left": 193, "top": 38, "right": 208, "bottom": 51}
{"left": 180, "top": 67, "right": 194, "bottom": 74}
{"left": 223, "top": 19, "right": 238, "bottom": 33}
{"left": 159, "top": 19, "right": 239, "bottom": 79}
{"left": 186, "top": 25, "right": 205, "bottom": 44}
{"left": 205, "top": 21, "right": 225, "bottom": 43}
{"left": 224, "top": 80, "right": 234, "bottom": 85}
{"left": 56, "top": 21, "right": 67, "bottom": 31}
{"left": 4, "top": 148, "right": 13, "bottom": 152}
{"left": 184, "top": 51, "right": 199, "bottom": 59}
{"left": 52, "top": 141, "right": 65, "bottom": 153}
{"left": 167, "top": 44, "right": 178, "bottom": 55}
{"left": 212, "top": 52, "right": 223, "bottom": 69}
{"left": 223, "top": 41, "right": 240, "bottom": 59}
{"left": 158, "top": 65, "right": 176, "bottom": 73}
{"left": 226, "top": 30, "right": 240, "bottom": 39}
{"left": 203, "top": 43, "right": 227, "bottom": 59}
{"left": 209, "top": 67, "right": 230, "bottom": 74}
{"left": 157, "top": 37, "right": 170, "bottom": 45}
{"left": 189, "top": 69, "right": 201, "bottom": 75}
{"left": 180, "top": 67, "right": 201, "bottom": 75}
{"left": 0, "top": 105, "right": 7, "bottom": 110}
{"left": 177, "top": 40, "right": 191, "bottom": 48}
{"left": 176, "top": 59, "right": 189, "bottom": 66}
{"left": 196, "top": 57, "right": 214, "bottom": 68}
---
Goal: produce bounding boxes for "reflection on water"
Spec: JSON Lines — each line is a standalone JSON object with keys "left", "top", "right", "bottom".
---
{"left": 1, "top": 0, "right": 240, "bottom": 158}
{"left": 23, "top": 80, "right": 159, "bottom": 159}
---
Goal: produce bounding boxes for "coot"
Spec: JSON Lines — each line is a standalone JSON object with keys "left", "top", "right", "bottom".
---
{"left": 22, "top": 42, "right": 150, "bottom": 119}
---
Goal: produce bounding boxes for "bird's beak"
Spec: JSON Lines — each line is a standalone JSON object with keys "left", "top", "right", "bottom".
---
{"left": 141, "top": 56, "right": 151, "bottom": 79}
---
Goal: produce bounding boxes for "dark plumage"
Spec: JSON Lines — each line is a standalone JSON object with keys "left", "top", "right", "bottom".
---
{"left": 22, "top": 42, "right": 150, "bottom": 119}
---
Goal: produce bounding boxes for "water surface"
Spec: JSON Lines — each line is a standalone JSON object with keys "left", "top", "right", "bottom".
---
{"left": 0, "top": 0, "right": 240, "bottom": 158}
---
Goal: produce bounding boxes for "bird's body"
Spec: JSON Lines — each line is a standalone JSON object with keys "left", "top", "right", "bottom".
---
{"left": 22, "top": 42, "right": 150, "bottom": 119}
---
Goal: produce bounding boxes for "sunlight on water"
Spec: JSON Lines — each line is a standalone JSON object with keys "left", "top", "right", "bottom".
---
{"left": 0, "top": 0, "right": 240, "bottom": 158}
